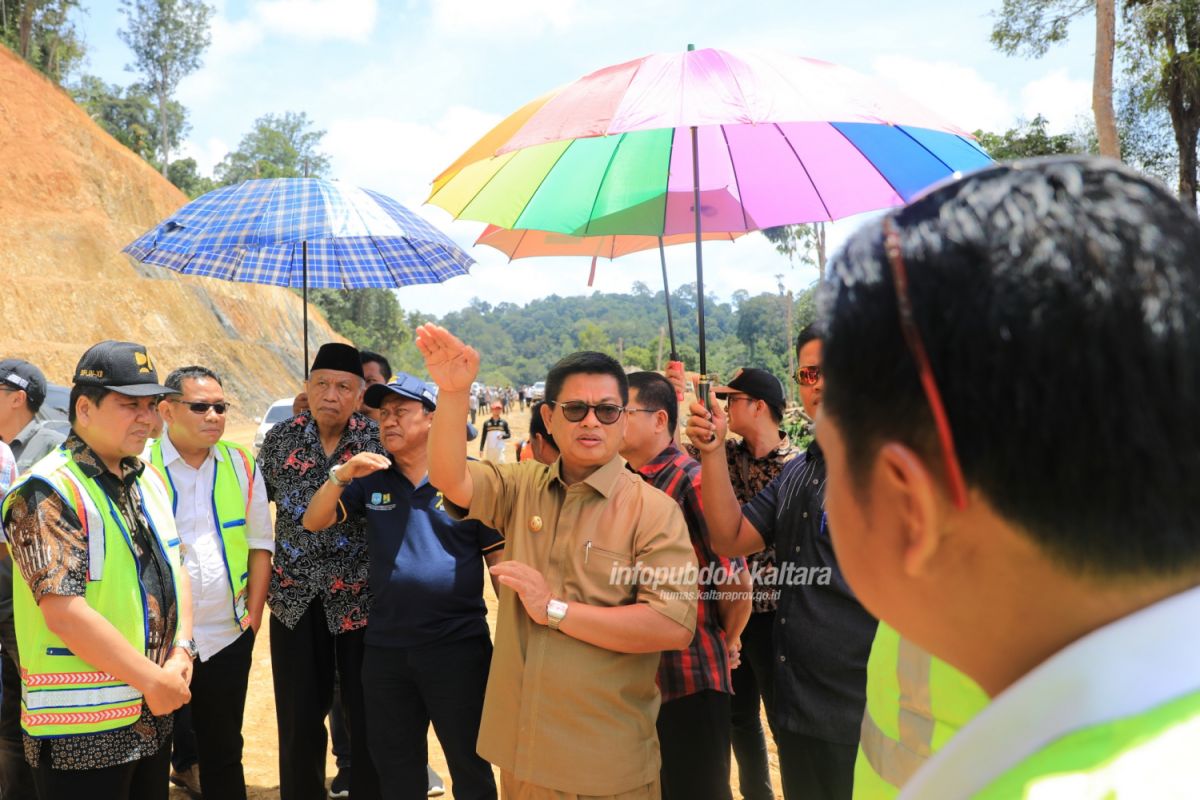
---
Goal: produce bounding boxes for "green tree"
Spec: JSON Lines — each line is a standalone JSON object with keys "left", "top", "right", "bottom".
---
{"left": 215, "top": 111, "right": 332, "bottom": 185}
{"left": 1122, "top": 0, "right": 1200, "bottom": 206}
{"left": 166, "top": 156, "right": 215, "bottom": 197}
{"left": 974, "top": 114, "right": 1089, "bottom": 158}
{"left": 1, "top": 0, "right": 84, "bottom": 83}
{"left": 992, "top": 0, "right": 1121, "bottom": 158}
{"left": 72, "top": 75, "right": 188, "bottom": 164}
{"left": 119, "top": 0, "right": 213, "bottom": 177}
{"left": 761, "top": 223, "right": 827, "bottom": 280}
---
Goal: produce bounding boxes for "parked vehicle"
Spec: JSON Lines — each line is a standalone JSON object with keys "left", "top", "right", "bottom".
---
{"left": 529, "top": 381, "right": 546, "bottom": 401}
{"left": 254, "top": 398, "right": 296, "bottom": 451}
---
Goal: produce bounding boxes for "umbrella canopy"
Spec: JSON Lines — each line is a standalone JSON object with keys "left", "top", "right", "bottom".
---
{"left": 124, "top": 177, "right": 474, "bottom": 374}
{"left": 475, "top": 225, "right": 742, "bottom": 260}
{"left": 127, "top": 178, "right": 473, "bottom": 288}
{"left": 428, "top": 48, "right": 994, "bottom": 236}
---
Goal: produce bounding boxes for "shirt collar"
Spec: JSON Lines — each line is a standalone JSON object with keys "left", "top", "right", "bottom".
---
{"left": 157, "top": 431, "right": 221, "bottom": 468}
{"left": 65, "top": 431, "right": 144, "bottom": 484}
{"left": 550, "top": 453, "right": 627, "bottom": 498}
{"left": 901, "top": 584, "right": 1200, "bottom": 798}
{"left": 12, "top": 417, "right": 40, "bottom": 448}
{"left": 637, "top": 441, "right": 683, "bottom": 479}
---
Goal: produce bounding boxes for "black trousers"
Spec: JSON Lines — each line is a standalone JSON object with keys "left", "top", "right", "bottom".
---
{"left": 730, "top": 611, "right": 776, "bottom": 800}
{"left": 0, "top": 611, "right": 36, "bottom": 800}
{"left": 32, "top": 739, "right": 170, "bottom": 800}
{"left": 361, "top": 634, "right": 496, "bottom": 800}
{"left": 657, "top": 689, "right": 733, "bottom": 800}
{"left": 270, "top": 601, "right": 379, "bottom": 800}
{"left": 776, "top": 731, "right": 856, "bottom": 800}
{"left": 188, "top": 628, "right": 255, "bottom": 800}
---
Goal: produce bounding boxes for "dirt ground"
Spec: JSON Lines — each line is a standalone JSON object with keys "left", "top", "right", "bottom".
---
{"left": 175, "top": 411, "right": 784, "bottom": 799}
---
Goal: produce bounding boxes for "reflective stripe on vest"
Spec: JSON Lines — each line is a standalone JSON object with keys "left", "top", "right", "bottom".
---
{"left": 975, "top": 687, "right": 1200, "bottom": 798}
{"left": 1, "top": 445, "right": 183, "bottom": 738}
{"left": 854, "top": 623, "right": 989, "bottom": 798}
{"left": 148, "top": 438, "right": 255, "bottom": 629}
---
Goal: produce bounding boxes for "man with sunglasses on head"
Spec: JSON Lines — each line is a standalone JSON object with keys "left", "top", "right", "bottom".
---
{"left": 686, "top": 325, "right": 877, "bottom": 800}
{"left": 145, "top": 366, "right": 272, "bottom": 799}
{"left": 417, "top": 325, "right": 699, "bottom": 800}
{"left": 818, "top": 158, "right": 1200, "bottom": 798}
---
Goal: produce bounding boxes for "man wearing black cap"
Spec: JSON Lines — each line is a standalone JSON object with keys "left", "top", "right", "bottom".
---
{"left": 1, "top": 340, "right": 196, "bottom": 799}
{"left": 0, "top": 358, "right": 67, "bottom": 797}
{"left": 0, "top": 358, "right": 65, "bottom": 473}
{"left": 304, "top": 372, "right": 502, "bottom": 800}
{"left": 257, "top": 342, "right": 383, "bottom": 800}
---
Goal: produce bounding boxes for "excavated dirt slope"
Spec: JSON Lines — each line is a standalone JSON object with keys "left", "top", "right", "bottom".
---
{"left": 0, "top": 45, "right": 340, "bottom": 422}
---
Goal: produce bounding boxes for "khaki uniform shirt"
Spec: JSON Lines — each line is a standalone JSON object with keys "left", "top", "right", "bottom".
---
{"left": 450, "top": 455, "right": 698, "bottom": 795}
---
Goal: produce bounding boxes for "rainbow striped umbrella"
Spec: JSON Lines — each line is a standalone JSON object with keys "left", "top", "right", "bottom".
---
{"left": 430, "top": 47, "right": 992, "bottom": 382}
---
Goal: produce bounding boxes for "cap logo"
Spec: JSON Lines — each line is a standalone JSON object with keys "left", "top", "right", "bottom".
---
{"left": 79, "top": 369, "right": 105, "bottom": 379}
{"left": 135, "top": 351, "right": 154, "bottom": 374}
{"left": 3, "top": 374, "right": 28, "bottom": 390}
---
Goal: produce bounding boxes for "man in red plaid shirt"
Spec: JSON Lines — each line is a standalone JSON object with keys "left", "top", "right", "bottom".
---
{"left": 621, "top": 371, "right": 751, "bottom": 800}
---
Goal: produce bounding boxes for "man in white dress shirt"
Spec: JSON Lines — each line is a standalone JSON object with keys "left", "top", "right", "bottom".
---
{"left": 147, "top": 366, "right": 273, "bottom": 800}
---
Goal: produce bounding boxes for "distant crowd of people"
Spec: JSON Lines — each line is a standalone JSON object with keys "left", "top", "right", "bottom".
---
{"left": 1, "top": 158, "right": 1199, "bottom": 800}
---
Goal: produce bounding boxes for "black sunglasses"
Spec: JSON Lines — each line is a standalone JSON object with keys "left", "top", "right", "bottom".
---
{"left": 171, "top": 399, "right": 229, "bottom": 415}
{"left": 550, "top": 400, "right": 625, "bottom": 424}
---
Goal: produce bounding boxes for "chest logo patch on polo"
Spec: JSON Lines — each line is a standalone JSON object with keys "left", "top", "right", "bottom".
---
{"left": 367, "top": 492, "right": 396, "bottom": 511}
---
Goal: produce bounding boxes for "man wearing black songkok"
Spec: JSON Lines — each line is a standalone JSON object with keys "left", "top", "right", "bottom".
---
{"left": 257, "top": 343, "right": 385, "bottom": 800}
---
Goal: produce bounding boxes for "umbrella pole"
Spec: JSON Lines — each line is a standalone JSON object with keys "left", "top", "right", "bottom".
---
{"left": 302, "top": 240, "right": 309, "bottom": 380}
{"left": 658, "top": 236, "right": 679, "bottom": 361}
{"left": 690, "top": 120, "right": 710, "bottom": 411}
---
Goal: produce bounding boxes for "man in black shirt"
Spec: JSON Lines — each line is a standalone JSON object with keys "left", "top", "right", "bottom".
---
{"left": 686, "top": 326, "right": 877, "bottom": 800}
{"left": 478, "top": 401, "right": 510, "bottom": 460}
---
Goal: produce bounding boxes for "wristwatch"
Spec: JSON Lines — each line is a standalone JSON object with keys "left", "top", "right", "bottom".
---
{"left": 173, "top": 638, "right": 199, "bottom": 660}
{"left": 546, "top": 598, "right": 568, "bottom": 631}
{"left": 328, "top": 464, "right": 350, "bottom": 487}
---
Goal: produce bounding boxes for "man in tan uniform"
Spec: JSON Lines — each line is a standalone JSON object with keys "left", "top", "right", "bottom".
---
{"left": 417, "top": 324, "right": 699, "bottom": 800}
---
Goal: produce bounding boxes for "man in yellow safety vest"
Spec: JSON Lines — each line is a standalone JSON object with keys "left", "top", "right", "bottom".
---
{"left": 817, "top": 157, "right": 1200, "bottom": 797}
{"left": 147, "top": 365, "right": 273, "bottom": 799}
{"left": 2, "top": 340, "right": 195, "bottom": 799}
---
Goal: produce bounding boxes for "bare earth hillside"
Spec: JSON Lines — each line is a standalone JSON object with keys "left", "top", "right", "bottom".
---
{"left": 0, "top": 45, "right": 339, "bottom": 422}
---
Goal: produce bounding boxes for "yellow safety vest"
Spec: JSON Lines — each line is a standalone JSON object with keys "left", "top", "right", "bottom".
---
{"left": 147, "top": 439, "right": 256, "bottom": 630}
{"left": 853, "top": 622, "right": 989, "bottom": 798}
{"left": 976, "top": 686, "right": 1200, "bottom": 797}
{"left": 1, "top": 446, "right": 183, "bottom": 738}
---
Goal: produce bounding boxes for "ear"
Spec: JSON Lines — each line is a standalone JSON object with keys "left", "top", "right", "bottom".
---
{"left": 876, "top": 442, "right": 943, "bottom": 578}
{"left": 539, "top": 402, "right": 553, "bottom": 431}
{"left": 75, "top": 394, "right": 93, "bottom": 428}
{"left": 157, "top": 398, "right": 174, "bottom": 426}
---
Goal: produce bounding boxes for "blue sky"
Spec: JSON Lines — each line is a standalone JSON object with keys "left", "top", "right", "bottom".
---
{"left": 76, "top": 0, "right": 1098, "bottom": 316}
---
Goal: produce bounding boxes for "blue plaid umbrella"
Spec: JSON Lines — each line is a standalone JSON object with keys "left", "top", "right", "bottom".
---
{"left": 124, "top": 177, "right": 474, "bottom": 373}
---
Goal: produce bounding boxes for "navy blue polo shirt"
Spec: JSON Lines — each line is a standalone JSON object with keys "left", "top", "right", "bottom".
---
{"left": 338, "top": 462, "right": 504, "bottom": 648}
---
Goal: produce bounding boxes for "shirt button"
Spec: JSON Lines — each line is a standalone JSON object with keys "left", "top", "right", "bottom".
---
{"left": 812, "top": 479, "right": 819, "bottom": 485}
{"left": 794, "top": 546, "right": 800, "bottom": 552}
{"left": 779, "top": 654, "right": 787, "bottom": 662}
{"left": 780, "top": 617, "right": 786, "bottom": 624}
{"left": 803, "top": 512, "right": 808, "bottom": 518}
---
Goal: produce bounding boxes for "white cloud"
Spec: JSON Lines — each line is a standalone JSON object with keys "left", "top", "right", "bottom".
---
{"left": 1019, "top": 69, "right": 1092, "bottom": 134}
{"left": 254, "top": 0, "right": 378, "bottom": 42}
{"left": 430, "top": 0, "right": 579, "bottom": 37}
{"left": 177, "top": 136, "right": 231, "bottom": 177}
{"left": 869, "top": 55, "right": 1014, "bottom": 133}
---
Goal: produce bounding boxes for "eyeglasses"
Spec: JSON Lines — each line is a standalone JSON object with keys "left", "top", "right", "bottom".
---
{"left": 883, "top": 216, "right": 968, "bottom": 510}
{"left": 550, "top": 401, "right": 625, "bottom": 424}
{"left": 792, "top": 366, "right": 822, "bottom": 386}
{"left": 722, "top": 394, "right": 756, "bottom": 404}
{"left": 171, "top": 400, "right": 229, "bottom": 415}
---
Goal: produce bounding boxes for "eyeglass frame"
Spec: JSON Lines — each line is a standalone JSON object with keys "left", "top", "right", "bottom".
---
{"left": 169, "top": 399, "right": 230, "bottom": 415}
{"left": 882, "top": 215, "right": 968, "bottom": 510}
{"left": 792, "top": 365, "right": 822, "bottom": 387}
{"left": 548, "top": 400, "right": 626, "bottom": 424}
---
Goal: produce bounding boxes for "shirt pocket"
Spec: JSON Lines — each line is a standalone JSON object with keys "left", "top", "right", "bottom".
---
{"left": 563, "top": 539, "right": 637, "bottom": 608}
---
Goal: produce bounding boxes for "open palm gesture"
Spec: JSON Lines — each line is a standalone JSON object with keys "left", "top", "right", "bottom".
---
{"left": 415, "top": 324, "right": 480, "bottom": 392}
